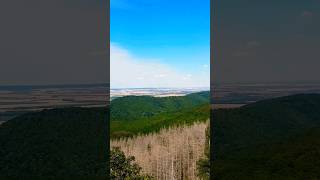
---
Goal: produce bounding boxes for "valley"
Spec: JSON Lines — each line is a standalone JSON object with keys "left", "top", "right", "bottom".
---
{"left": 110, "top": 91, "right": 210, "bottom": 179}
{"left": 2, "top": 84, "right": 320, "bottom": 178}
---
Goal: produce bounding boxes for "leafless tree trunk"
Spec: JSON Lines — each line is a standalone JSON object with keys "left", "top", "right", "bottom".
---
{"left": 111, "top": 121, "right": 209, "bottom": 180}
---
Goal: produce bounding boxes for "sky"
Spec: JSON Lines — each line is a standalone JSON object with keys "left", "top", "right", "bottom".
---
{"left": 110, "top": 0, "right": 210, "bottom": 88}
{"left": 0, "top": 0, "right": 107, "bottom": 86}
{"left": 213, "top": 0, "right": 320, "bottom": 84}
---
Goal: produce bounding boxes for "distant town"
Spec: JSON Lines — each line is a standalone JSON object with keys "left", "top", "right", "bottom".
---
{"left": 110, "top": 87, "right": 209, "bottom": 99}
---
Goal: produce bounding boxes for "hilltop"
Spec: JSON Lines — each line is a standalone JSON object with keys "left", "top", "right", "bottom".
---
{"left": 111, "top": 91, "right": 209, "bottom": 121}
{"left": 110, "top": 91, "right": 210, "bottom": 179}
{"left": 110, "top": 91, "right": 210, "bottom": 138}
{"left": 0, "top": 91, "right": 210, "bottom": 177}
{"left": 213, "top": 94, "right": 320, "bottom": 179}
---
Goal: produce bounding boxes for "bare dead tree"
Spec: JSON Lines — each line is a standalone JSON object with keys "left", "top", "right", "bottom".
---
{"left": 111, "top": 121, "right": 209, "bottom": 180}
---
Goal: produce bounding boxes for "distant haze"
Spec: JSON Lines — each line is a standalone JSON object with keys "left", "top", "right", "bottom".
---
{"left": 0, "top": 0, "right": 107, "bottom": 85}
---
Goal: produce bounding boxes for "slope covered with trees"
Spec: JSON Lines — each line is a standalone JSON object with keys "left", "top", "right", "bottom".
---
{"left": 111, "top": 121, "right": 208, "bottom": 180}
{"left": 111, "top": 91, "right": 209, "bottom": 122}
{"left": 213, "top": 94, "right": 320, "bottom": 179}
{"left": 0, "top": 107, "right": 108, "bottom": 178}
{"left": 110, "top": 91, "right": 210, "bottom": 138}
{"left": 110, "top": 91, "right": 210, "bottom": 179}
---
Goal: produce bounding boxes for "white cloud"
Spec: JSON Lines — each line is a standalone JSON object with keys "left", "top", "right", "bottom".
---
{"left": 111, "top": 43, "right": 209, "bottom": 88}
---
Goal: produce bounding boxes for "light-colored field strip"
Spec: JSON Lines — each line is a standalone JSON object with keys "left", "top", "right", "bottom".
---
{"left": 211, "top": 104, "right": 244, "bottom": 109}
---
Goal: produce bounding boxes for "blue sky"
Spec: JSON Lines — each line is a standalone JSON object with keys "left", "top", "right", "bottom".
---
{"left": 110, "top": 0, "right": 210, "bottom": 88}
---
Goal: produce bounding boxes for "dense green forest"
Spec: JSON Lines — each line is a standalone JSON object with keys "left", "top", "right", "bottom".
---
{"left": 0, "top": 107, "right": 108, "bottom": 178}
{"left": 110, "top": 91, "right": 210, "bottom": 138}
{"left": 213, "top": 94, "right": 320, "bottom": 179}
{"left": 0, "top": 91, "right": 210, "bottom": 178}
{"left": 4, "top": 92, "right": 320, "bottom": 179}
{"left": 111, "top": 91, "right": 209, "bottom": 121}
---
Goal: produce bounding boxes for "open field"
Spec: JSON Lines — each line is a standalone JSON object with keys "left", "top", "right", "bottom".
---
{"left": 111, "top": 87, "right": 209, "bottom": 100}
{"left": 0, "top": 84, "right": 108, "bottom": 121}
{"left": 212, "top": 83, "right": 320, "bottom": 104}
{"left": 211, "top": 104, "right": 244, "bottom": 109}
{"left": 2, "top": 83, "right": 320, "bottom": 122}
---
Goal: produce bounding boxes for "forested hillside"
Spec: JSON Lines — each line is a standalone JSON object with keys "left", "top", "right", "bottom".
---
{"left": 110, "top": 91, "right": 210, "bottom": 179}
{"left": 112, "top": 122, "right": 208, "bottom": 179}
{"left": 0, "top": 107, "right": 108, "bottom": 178}
{"left": 213, "top": 94, "right": 320, "bottom": 179}
{"left": 111, "top": 91, "right": 209, "bottom": 121}
{"left": 110, "top": 91, "right": 210, "bottom": 138}
{"left": 0, "top": 91, "right": 210, "bottom": 179}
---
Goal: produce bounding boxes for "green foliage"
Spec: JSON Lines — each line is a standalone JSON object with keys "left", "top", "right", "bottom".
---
{"left": 111, "top": 91, "right": 210, "bottom": 138}
{"left": 111, "top": 91, "right": 209, "bottom": 122}
{"left": 111, "top": 103, "right": 210, "bottom": 138}
{"left": 110, "top": 92, "right": 210, "bottom": 179}
{"left": 0, "top": 91, "right": 210, "bottom": 178}
{"left": 110, "top": 147, "right": 153, "bottom": 180}
{"left": 212, "top": 94, "right": 320, "bottom": 179}
{"left": 0, "top": 107, "right": 108, "bottom": 178}
{"left": 213, "top": 128, "right": 320, "bottom": 179}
